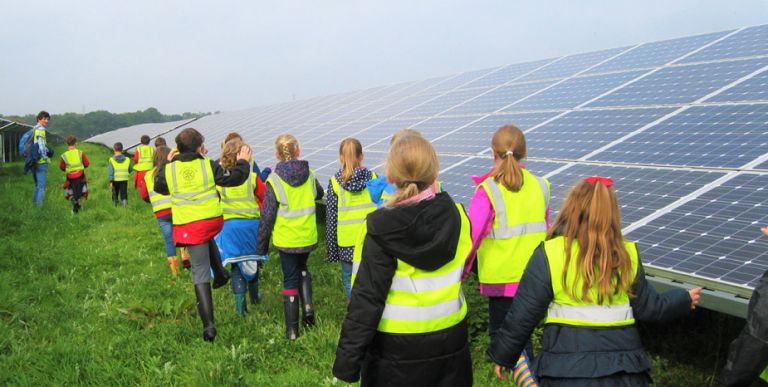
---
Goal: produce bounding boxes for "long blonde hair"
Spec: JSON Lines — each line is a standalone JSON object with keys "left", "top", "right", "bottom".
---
{"left": 219, "top": 139, "right": 244, "bottom": 170}
{"left": 275, "top": 134, "right": 299, "bottom": 161}
{"left": 389, "top": 128, "right": 423, "bottom": 145}
{"left": 152, "top": 146, "right": 171, "bottom": 176}
{"left": 546, "top": 179, "right": 634, "bottom": 304}
{"left": 339, "top": 138, "right": 363, "bottom": 184}
{"left": 490, "top": 125, "right": 527, "bottom": 192}
{"left": 385, "top": 132, "right": 439, "bottom": 207}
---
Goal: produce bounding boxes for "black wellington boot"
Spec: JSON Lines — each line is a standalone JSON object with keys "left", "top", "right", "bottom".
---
{"left": 283, "top": 294, "right": 300, "bottom": 340}
{"left": 194, "top": 283, "right": 217, "bottom": 342}
{"left": 299, "top": 270, "right": 315, "bottom": 327}
{"left": 208, "top": 241, "right": 230, "bottom": 289}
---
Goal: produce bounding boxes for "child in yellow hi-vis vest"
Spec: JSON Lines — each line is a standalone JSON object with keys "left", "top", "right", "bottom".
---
{"left": 59, "top": 136, "right": 90, "bottom": 213}
{"left": 108, "top": 142, "right": 132, "bottom": 207}
{"left": 256, "top": 134, "right": 324, "bottom": 340}
{"left": 153, "top": 128, "right": 251, "bottom": 342}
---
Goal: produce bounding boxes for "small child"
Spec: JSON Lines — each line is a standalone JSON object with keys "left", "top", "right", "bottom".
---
{"left": 153, "top": 127, "right": 251, "bottom": 342}
{"left": 488, "top": 177, "right": 701, "bottom": 385}
{"left": 133, "top": 134, "right": 154, "bottom": 190}
{"left": 326, "top": 138, "right": 377, "bottom": 302}
{"left": 139, "top": 146, "right": 178, "bottom": 276}
{"left": 59, "top": 136, "right": 90, "bottom": 213}
{"left": 333, "top": 132, "right": 473, "bottom": 386}
{"left": 108, "top": 142, "right": 132, "bottom": 207}
{"left": 256, "top": 134, "right": 324, "bottom": 340}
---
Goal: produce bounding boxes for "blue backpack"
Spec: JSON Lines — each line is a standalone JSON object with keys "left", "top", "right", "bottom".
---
{"left": 18, "top": 129, "right": 34, "bottom": 156}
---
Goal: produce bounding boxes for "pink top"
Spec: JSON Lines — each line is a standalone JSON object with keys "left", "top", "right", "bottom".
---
{"left": 393, "top": 185, "right": 437, "bottom": 206}
{"left": 464, "top": 166, "right": 550, "bottom": 298}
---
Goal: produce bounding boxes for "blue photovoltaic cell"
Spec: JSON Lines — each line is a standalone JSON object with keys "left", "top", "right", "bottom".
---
{"left": 365, "top": 92, "right": 444, "bottom": 121}
{"left": 459, "top": 59, "right": 555, "bottom": 89}
{"left": 441, "top": 80, "right": 554, "bottom": 116}
{"left": 401, "top": 87, "right": 493, "bottom": 118}
{"left": 627, "top": 173, "right": 768, "bottom": 288}
{"left": 431, "top": 112, "right": 559, "bottom": 154}
{"left": 425, "top": 67, "right": 500, "bottom": 94}
{"left": 587, "top": 31, "right": 731, "bottom": 74}
{"left": 680, "top": 25, "right": 768, "bottom": 64}
{"left": 306, "top": 148, "right": 346, "bottom": 185}
{"left": 302, "top": 119, "right": 383, "bottom": 149}
{"left": 591, "top": 104, "right": 768, "bottom": 168}
{"left": 519, "top": 46, "right": 630, "bottom": 82}
{"left": 366, "top": 116, "right": 478, "bottom": 152}
{"left": 705, "top": 69, "right": 768, "bottom": 103}
{"left": 756, "top": 160, "right": 768, "bottom": 170}
{"left": 588, "top": 58, "right": 768, "bottom": 107}
{"left": 545, "top": 164, "right": 724, "bottom": 226}
{"left": 526, "top": 108, "right": 674, "bottom": 160}
{"left": 356, "top": 118, "right": 420, "bottom": 150}
{"left": 505, "top": 71, "right": 645, "bottom": 112}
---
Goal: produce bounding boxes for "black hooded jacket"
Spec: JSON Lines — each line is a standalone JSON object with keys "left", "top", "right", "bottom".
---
{"left": 332, "top": 192, "right": 472, "bottom": 387}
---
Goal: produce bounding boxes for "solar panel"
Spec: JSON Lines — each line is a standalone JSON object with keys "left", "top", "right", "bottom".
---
{"left": 90, "top": 24, "right": 768, "bottom": 303}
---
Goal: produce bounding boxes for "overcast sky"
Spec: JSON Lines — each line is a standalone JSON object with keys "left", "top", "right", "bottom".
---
{"left": 1, "top": 1, "right": 766, "bottom": 116}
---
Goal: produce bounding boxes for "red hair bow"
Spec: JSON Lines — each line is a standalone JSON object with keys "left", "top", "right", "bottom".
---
{"left": 585, "top": 176, "right": 614, "bottom": 187}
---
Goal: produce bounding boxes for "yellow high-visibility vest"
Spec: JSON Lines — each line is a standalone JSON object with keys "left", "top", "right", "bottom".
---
{"left": 477, "top": 169, "right": 549, "bottom": 284}
{"left": 144, "top": 170, "right": 171, "bottom": 213}
{"left": 219, "top": 170, "right": 260, "bottom": 220}
{"left": 543, "top": 236, "right": 639, "bottom": 327}
{"left": 34, "top": 127, "right": 47, "bottom": 164}
{"left": 331, "top": 171, "right": 377, "bottom": 247}
{"left": 134, "top": 145, "right": 154, "bottom": 171}
{"left": 351, "top": 203, "right": 471, "bottom": 334}
{"left": 266, "top": 170, "right": 317, "bottom": 248}
{"left": 61, "top": 149, "right": 84, "bottom": 174}
{"left": 109, "top": 157, "right": 131, "bottom": 182}
{"left": 165, "top": 158, "right": 221, "bottom": 225}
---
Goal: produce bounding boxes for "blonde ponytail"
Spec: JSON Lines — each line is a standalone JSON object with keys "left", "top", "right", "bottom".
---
{"left": 385, "top": 131, "right": 439, "bottom": 207}
{"left": 339, "top": 138, "right": 363, "bottom": 184}
{"left": 275, "top": 134, "right": 299, "bottom": 161}
{"left": 490, "top": 125, "right": 526, "bottom": 192}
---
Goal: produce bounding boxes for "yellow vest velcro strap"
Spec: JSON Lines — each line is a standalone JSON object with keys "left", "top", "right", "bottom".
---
{"left": 173, "top": 191, "right": 218, "bottom": 206}
{"left": 382, "top": 292, "right": 465, "bottom": 321}
{"left": 547, "top": 303, "right": 634, "bottom": 326}
{"left": 489, "top": 221, "right": 548, "bottom": 239}
{"left": 223, "top": 207, "right": 259, "bottom": 213}
{"left": 390, "top": 266, "right": 463, "bottom": 293}
{"left": 338, "top": 218, "right": 365, "bottom": 226}
{"left": 277, "top": 206, "right": 315, "bottom": 218}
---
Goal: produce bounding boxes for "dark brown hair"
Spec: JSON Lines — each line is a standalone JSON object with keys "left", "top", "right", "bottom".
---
{"left": 113, "top": 142, "right": 123, "bottom": 152}
{"left": 66, "top": 136, "right": 77, "bottom": 146}
{"left": 140, "top": 135, "right": 150, "bottom": 145}
{"left": 154, "top": 137, "right": 167, "bottom": 147}
{"left": 175, "top": 128, "right": 204, "bottom": 154}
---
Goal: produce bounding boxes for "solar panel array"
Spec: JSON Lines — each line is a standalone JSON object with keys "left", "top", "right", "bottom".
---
{"left": 90, "top": 25, "right": 768, "bottom": 294}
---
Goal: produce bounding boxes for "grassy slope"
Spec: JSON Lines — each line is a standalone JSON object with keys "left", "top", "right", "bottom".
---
{"left": 0, "top": 143, "right": 744, "bottom": 385}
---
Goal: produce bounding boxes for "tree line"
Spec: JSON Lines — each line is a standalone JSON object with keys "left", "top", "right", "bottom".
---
{"left": 0, "top": 108, "right": 208, "bottom": 139}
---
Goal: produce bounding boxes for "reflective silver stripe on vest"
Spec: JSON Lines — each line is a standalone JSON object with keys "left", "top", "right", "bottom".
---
{"left": 221, "top": 197, "right": 255, "bottom": 203}
{"left": 547, "top": 303, "right": 634, "bottom": 323}
{"left": 148, "top": 191, "right": 171, "bottom": 205}
{"left": 338, "top": 218, "right": 365, "bottom": 226}
{"left": 171, "top": 159, "right": 210, "bottom": 198}
{"left": 339, "top": 187, "right": 377, "bottom": 212}
{"left": 390, "top": 266, "right": 463, "bottom": 293}
{"left": 352, "top": 260, "right": 360, "bottom": 276}
{"left": 277, "top": 206, "right": 316, "bottom": 218}
{"left": 269, "top": 170, "right": 316, "bottom": 218}
{"left": 535, "top": 174, "right": 550, "bottom": 209}
{"left": 485, "top": 178, "right": 548, "bottom": 240}
{"left": 221, "top": 173, "right": 254, "bottom": 201}
{"left": 223, "top": 207, "right": 259, "bottom": 213}
{"left": 382, "top": 292, "right": 465, "bottom": 321}
{"left": 173, "top": 191, "right": 218, "bottom": 206}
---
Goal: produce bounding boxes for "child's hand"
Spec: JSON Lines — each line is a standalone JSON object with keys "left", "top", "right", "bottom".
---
{"left": 494, "top": 364, "right": 509, "bottom": 381}
{"left": 761, "top": 226, "right": 768, "bottom": 237}
{"left": 237, "top": 145, "right": 252, "bottom": 162}
{"left": 688, "top": 287, "right": 702, "bottom": 309}
{"left": 167, "top": 149, "right": 178, "bottom": 161}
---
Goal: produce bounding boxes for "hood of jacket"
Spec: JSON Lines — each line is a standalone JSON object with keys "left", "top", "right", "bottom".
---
{"left": 113, "top": 154, "right": 127, "bottom": 162}
{"left": 275, "top": 160, "right": 310, "bottom": 187}
{"left": 334, "top": 167, "right": 374, "bottom": 193}
{"left": 366, "top": 192, "right": 462, "bottom": 271}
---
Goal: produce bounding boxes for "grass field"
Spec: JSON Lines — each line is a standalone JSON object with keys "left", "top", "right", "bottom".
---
{"left": 0, "top": 143, "right": 746, "bottom": 385}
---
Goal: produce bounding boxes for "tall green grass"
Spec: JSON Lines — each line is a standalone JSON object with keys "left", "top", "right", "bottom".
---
{"left": 0, "top": 143, "right": 744, "bottom": 385}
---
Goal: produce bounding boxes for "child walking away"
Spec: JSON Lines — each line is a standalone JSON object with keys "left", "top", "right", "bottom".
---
{"left": 256, "top": 134, "right": 324, "bottom": 340}
{"left": 139, "top": 146, "right": 178, "bottom": 276}
{"left": 215, "top": 139, "right": 267, "bottom": 317}
{"left": 59, "top": 136, "right": 90, "bottom": 213}
{"left": 133, "top": 134, "right": 154, "bottom": 190}
{"left": 333, "top": 132, "right": 472, "bottom": 386}
{"left": 488, "top": 177, "right": 702, "bottom": 386}
{"left": 466, "top": 125, "right": 550, "bottom": 346}
{"left": 153, "top": 128, "right": 251, "bottom": 341}
{"left": 108, "top": 142, "right": 132, "bottom": 207}
{"left": 326, "top": 138, "right": 377, "bottom": 303}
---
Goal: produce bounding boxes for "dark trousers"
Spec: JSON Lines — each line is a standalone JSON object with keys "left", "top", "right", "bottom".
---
{"left": 68, "top": 175, "right": 84, "bottom": 211}
{"left": 278, "top": 251, "right": 309, "bottom": 289}
{"left": 489, "top": 296, "right": 534, "bottom": 355}
{"left": 111, "top": 180, "right": 128, "bottom": 204}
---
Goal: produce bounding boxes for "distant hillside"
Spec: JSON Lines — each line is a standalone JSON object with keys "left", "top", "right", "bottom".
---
{"left": 0, "top": 108, "right": 208, "bottom": 139}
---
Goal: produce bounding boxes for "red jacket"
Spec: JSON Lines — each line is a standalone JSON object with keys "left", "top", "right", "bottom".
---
{"left": 59, "top": 147, "right": 90, "bottom": 179}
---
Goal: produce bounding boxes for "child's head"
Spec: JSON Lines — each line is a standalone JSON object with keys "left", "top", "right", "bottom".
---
{"left": 220, "top": 139, "right": 244, "bottom": 170}
{"left": 113, "top": 142, "right": 123, "bottom": 153}
{"left": 140, "top": 135, "right": 150, "bottom": 145}
{"left": 224, "top": 132, "right": 243, "bottom": 144}
{"left": 154, "top": 137, "right": 167, "bottom": 147}
{"left": 66, "top": 136, "right": 77, "bottom": 146}
{"left": 547, "top": 177, "right": 633, "bottom": 304}
{"left": 389, "top": 128, "right": 423, "bottom": 145}
{"left": 385, "top": 132, "right": 439, "bottom": 207}
{"left": 338, "top": 138, "right": 363, "bottom": 184}
{"left": 153, "top": 146, "right": 171, "bottom": 174}
{"left": 175, "top": 128, "right": 205, "bottom": 154}
{"left": 36, "top": 111, "right": 50, "bottom": 124}
{"left": 490, "top": 125, "right": 527, "bottom": 192}
{"left": 275, "top": 134, "right": 299, "bottom": 161}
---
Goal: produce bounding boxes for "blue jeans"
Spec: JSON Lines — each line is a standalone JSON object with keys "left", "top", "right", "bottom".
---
{"left": 33, "top": 163, "right": 48, "bottom": 206}
{"left": 279, "top": 251, "right": 309, "bottom": 289}
{"left": 156, "top": 214, "right": 176, "bottom": 258}
{"left": 341, "top": 261, "right": 352, "bottom": 300}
